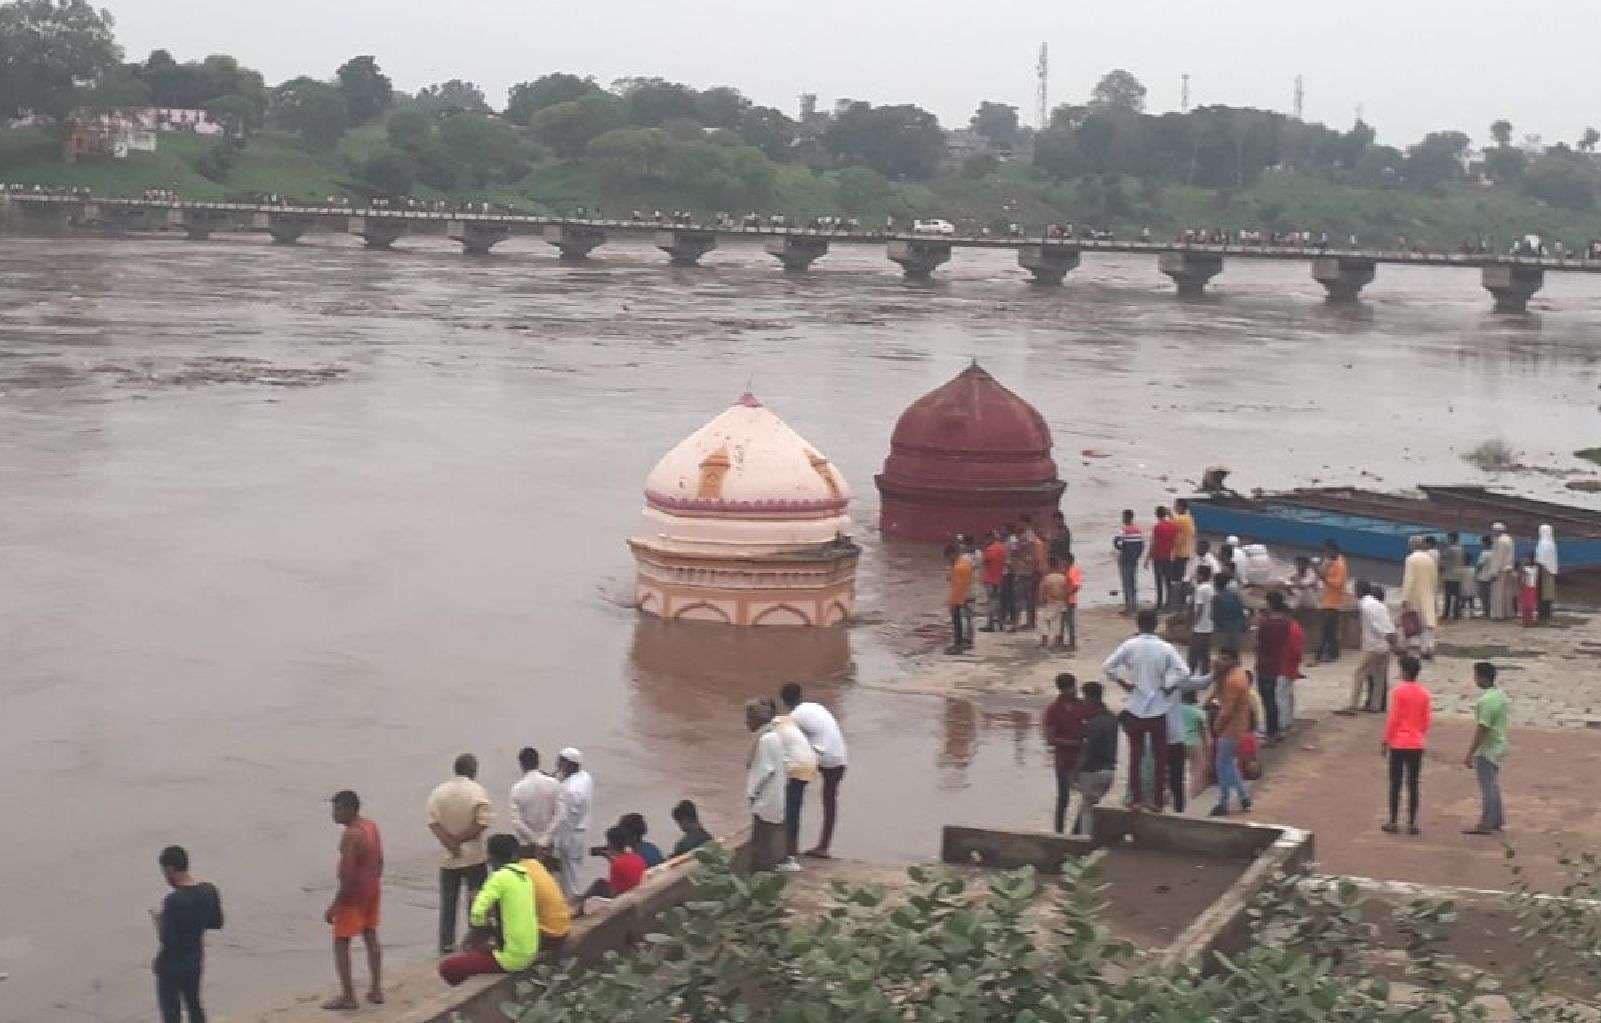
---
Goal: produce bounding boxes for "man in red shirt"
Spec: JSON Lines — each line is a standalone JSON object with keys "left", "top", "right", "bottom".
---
{"left": 979, "top": 530, "right": 1008, "bottom": 633}
{"left": 1145, "top": 506, "right": 1179, "bottom": 611}
{"left": 1042, "top": 674, "right": 1088, "bottom": 833}
{"left": 589, "top": 825, "right": 646, "bottom": 899}
{"left": 1280, "top": 610, "right": 1305, "bottom": 736}
{"left": 1382, "top": 656, "right": 1432, "bottom": 835}
{"left": 325, "top": 790, "right": 383, "bottom": 1011}
{"left": 1254, "top": 591, "right": 1293, "bottom": 742}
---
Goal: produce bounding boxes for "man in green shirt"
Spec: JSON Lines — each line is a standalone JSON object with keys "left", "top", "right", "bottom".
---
{"left": 438, "top": 834, "right": 539, "bottom": 985}
{"left": 1463, "top": 661, "right": 1509, "bottom": 835}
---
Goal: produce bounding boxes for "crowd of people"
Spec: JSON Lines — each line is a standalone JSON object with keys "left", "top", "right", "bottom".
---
{"left": 146, "top": 683, "right": 847, "bottom": 1020}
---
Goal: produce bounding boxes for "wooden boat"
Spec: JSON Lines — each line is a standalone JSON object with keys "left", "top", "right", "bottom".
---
{"left": 1188, "top": 487, "right": 1601, "bottom": 568}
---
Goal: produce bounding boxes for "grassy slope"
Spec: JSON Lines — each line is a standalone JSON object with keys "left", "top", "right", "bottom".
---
{"left": 4, "top": 123, "right": 1600, "bottom": 244}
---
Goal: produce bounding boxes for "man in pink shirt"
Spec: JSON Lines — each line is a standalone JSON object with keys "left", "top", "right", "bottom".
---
{"left": 1381, "top": 655, "right": 1432, "bottom": 835}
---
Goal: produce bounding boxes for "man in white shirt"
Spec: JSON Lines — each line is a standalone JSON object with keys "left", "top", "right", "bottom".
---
{"left": 1188, "top": 565, "right": 1216, "bottom": 675}
{"left": 744, "top": 698, "right": 787, "bottom": 873}
{"left": 1186, "top": 539, "right": 1221, "bottom": 588}
{"left": 779, "top": 683, "right": 848, "bottom": 859}
{"left": 425, "top": 754, "right": 493, "bottom": 955}
{"left": 507, "top": 746, "right": 559, "bottom": 856}
{"left": 538, "top": 748, "right": 593, "bottom": 902}
{"left": 1339, "top": 581, "right": 1398, "bottom": 715}
{"left": 771, "top": 710, "right": 818, "bottom": 873}
{"left": 1102, "top": 609, "right": 1192, "bottom": 812}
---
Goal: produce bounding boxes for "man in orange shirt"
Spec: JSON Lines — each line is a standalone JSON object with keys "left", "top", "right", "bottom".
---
{"left": 1062, "top": 552, "right": 1083, "bottom": 650}
{"left": 1208, "top": 647, "right": 1254, "bottom": 817}
{"left": 325, "top": 790, "right": 383, "bottom": 1011}
{"left": 1315, "top": 540, "right": 1349, "bottom": 662}
{"left": 1381, "top": 655, "right": 1432, "bottom": 835}
{"left": 945, "top": 541, "right": 973, "bottom": 654}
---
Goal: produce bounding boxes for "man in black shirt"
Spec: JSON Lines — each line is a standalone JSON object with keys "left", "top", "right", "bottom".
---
{"left": 152, "top": 845, "right": 223, "bottom": 1023}
{"left": 670, "top": 799, "right": 713, "bottom": 858}
{"left": 1072, "top": 682, "right": 1119, "bottom": 836}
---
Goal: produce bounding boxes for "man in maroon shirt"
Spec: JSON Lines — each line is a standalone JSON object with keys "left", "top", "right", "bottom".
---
{"left": 1146, "top": 506, "right": 1179, "bottom": 610}
{"left": 1255, "top": 591, "right": 1293, "bottom": 742}
{"left": 1042, "top": 673, "right": 1088, "bottom": 833}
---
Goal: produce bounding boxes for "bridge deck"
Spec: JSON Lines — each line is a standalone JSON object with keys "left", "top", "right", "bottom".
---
{"left": 7, "top": 194, "right": 1599, "bottom": 272}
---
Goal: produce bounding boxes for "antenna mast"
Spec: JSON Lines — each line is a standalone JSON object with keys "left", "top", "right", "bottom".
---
{"left": 1293, "top": 74, "right": 1304, "bottom": 120}
{"left": 1036, "top": 43, "right": 1049, "bottom": 130}
{"left": 1180, "top": 73, "right": 1191, "bottom": 113}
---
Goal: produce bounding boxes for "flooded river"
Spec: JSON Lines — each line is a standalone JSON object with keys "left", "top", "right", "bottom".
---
{"left": 2, "top": 233, "right": 1598, "bottom": 1021}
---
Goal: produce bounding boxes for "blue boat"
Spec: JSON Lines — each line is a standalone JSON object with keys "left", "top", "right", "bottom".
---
{"left": 1188, "top": 487, "right": 1601, "bottom": 569}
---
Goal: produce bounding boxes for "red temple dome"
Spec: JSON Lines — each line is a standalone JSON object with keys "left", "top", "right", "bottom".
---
{"left": 875, "top": 362, "right": 1065, "bottom": 542}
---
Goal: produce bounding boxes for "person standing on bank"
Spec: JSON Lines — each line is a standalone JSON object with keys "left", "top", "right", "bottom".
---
{"left": 1488, "top": 522, "right": 1517, "bottom": 620}
{"left": 1535, "top": 524, "right": 1559, "bottom": 623}
{"left": 325, "top": 790, "right": 383, "bottom": 1011}
{"left": 1188, "top": 564, "right": 1216, "bottom": 675}
{"left": 1400, "top": 536, "right": 1439, "bottom": 658}
{"left": 945, "top": 541, "right": 973, "bottom": 653}
{"left": 1102, "top": 608, "right": 1190, "bottom": 811}
{"left": 772, "top": 702, "right": 818, "bottom": 873}
{"left": 1254, "top": 591, "right": 1292, "bottom": 742}
{"left": 426, "top": 754, "right": 493, "bottom": 955}
{"left": 1113, "top": 510, "right": 1145, "bottom": 614}
{"left": 744, "top": 698, "right": 787, "bottom": 873}
{"left": 1043, "top": 673, "right": 1087, "bottom": 833}
{"left": 1340, "top": 582, "right": 1398, "bottom": 715}
{"left": 1145, "top": 506, "right": 1178, "bottom": 611}
{"left": 1440, "top": 532, "right": 1466, "bottom": 621}
{"left": 1072, "top": 682, "right": 1118, "bottom": 836}
{"left": 539, "top": 749, "right": 593, "bottom": 902}
{"left": 152, "top": 846, "right": 223, "bottom": 1023}
{"left": 980, "top": 530, "right": 1008, "bottom": 633}
{"left": 508, "top": 747, "right": 560, "bottom": 858}
{"left": 1315, "top": 540, "right": 1348, "bottom": 662}
{"left": 1381, "top": 655, "right": 1432, "bottom": 835}
{"left": 1171, "top": 498, "right": 1197, "bottom": 608}
{"left": 779, "top": 683, "right": 849, "bottom": 858}
{"left": 1463, "top": 661, "right": 1509, "bottom": 836}
{"left": 1209, "top": 647, "right": 1254, "bottom": 817}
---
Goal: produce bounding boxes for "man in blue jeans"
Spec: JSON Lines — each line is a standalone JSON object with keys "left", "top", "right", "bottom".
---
{"left": 1462, "top": 661, "right": 1509, "bottom": 835}
{"left": 1113, "top": 509, "right": 1145, "bottom": 614}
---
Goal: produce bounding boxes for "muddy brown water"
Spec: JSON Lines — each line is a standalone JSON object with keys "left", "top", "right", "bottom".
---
{"left": 2, "top": 233, "right": 1599, "bottom": 1021}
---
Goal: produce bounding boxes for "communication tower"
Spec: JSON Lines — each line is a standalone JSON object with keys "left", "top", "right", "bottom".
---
{"left": 1036, "top": 43, "right": 1049, "bottom": 130}
{"left": 1293, "top": 75, "right": 1304, "bottom": 120}
{"left": 1180, "top": 73, "right": 1191, "bottom": 113}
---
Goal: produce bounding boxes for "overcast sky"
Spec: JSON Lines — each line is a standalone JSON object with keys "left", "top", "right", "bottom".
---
{"left": 106, "top": 0, "right": 1599, "bottom": 149}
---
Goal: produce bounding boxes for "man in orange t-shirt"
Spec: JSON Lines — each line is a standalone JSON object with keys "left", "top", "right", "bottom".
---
{"left": 1381, "top": 655, "right": 1432, "bottom": 835}
{"left": 325, "top": 790, "right": 383, "bottom": 1011}
{"left": 1315, "top": 540, "right": 1349, "bottom": 662}
{"left": 1062, "top": 552, "right": 1083, "bottom": 650}
{"left": 946, "top": 542, "right": 973, "bottom": 654}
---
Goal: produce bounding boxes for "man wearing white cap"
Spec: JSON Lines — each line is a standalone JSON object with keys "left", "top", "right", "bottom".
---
{"left": 539, "top": 749, "right": 593, "bottom": 902}
{"left": 1487, "top": 523, "right": 1517, "bottom": 621}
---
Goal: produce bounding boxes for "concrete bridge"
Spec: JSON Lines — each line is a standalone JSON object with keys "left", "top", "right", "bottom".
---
{"left": 5, "top": 193, "right": 1599, "bottom": 313}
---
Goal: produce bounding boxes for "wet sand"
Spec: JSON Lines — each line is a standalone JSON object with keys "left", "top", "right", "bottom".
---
{"left": 3, "top": 233, "right": 1601, "bottom": 1021}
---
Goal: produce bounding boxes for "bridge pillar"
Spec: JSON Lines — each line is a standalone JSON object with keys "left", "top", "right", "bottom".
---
{"left": 1018, "top": 244, "right": 1081, "bottom": 285}
{"left": 544, "top": 223, "right": 607, "bottom": 261}
{"left": 348, "top": 217, "right": 407, "bottom": 250}
{"left": 1481, "top": 264, "right": 1544, "bottom": 313}
{"left": 449, "top": 220, "right": 510, "bottom": 255}
{"left": 1158, "top": 251, "right": 1224, "bottom": 296}
{"left": 250, "top": 212, "right": 312, "bottom": 244}
{"left": 887, "top": 239, "right": 951, "bottom": 279}
{"left": 655, "top": 228, "right": 717, "bottom": 266}
{"left": 764, "top": 235, "right": 830, "bottom": 271}
{"left": 1311, "top": 256, "right": 1376, "bottom": 302}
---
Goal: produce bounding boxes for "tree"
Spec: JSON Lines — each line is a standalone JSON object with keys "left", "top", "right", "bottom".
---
{"left": 1522, "top": 149, "right": 1597, "bottom": 210}
{"left": 1580, "top": 127, "right": 1599, "bottom": 154}
{"left": 204, "top": 94, "right": 258, "bottom": 136}
{"left": 822, "top": 101, "right": 944, "bottom": 180}
{"left": 736, "top": 104, "right": 795, "bottom": 161}
{"left": 413, "top": 79, "right": 489, "bottom": 115}
{"left": 0, "top": 0, "right": 120, "bottom": 120}
{"left": 1402, "top": 130, "right": 1470, "bottom": 190}
{"left": 1489, "top": 119, "right": 1513, "bottom": 147}
{"left": 970, "top": 101, "right": 1019, "bottom": 147}
{"left": 79, "top": 63, "right": 149, "bottom": 110}
{"left": 438, "top": 112, "right": 524, "bottom": 186}
{"left": 612, "top": 76, "right": 698, "bottom": 126}
{"left": 335, "top": 55, "right": 391, "bottom": 124}
{"left": 1090, "top": 69, "right": 1147, "bottom": 113}
{"left": 694, "top": 86, "right": 748, "bottom": 129}
{"left": 271, "top": 78, "right": 348, "bottom": 147}
{"left": 355, "top": 147, "right": 415, "bottom": 196}
{"left": 505, "top": 72, "right": 597, "bottom": 125}
{"left": 528, "top": 93, "right": 624, "bottom": 157}
{"left": 1482, "top": 145, "right": 1527, "bottom": 185}
{"left": 385, "top": 108, "right": 432, "bottom": 149}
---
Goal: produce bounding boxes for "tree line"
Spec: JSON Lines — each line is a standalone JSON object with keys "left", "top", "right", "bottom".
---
{"left": 3, "top": 0, "right": 1600, "bottom": 217}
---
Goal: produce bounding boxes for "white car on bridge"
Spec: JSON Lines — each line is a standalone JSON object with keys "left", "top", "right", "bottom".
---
{"left": 913, "top": 218, "right": 955, "bottom": 236}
